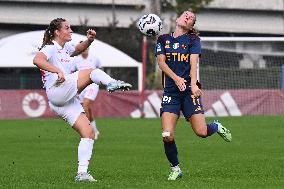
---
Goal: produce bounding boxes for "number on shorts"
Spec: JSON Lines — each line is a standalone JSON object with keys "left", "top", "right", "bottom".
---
{"left": 191, "top": 95, "right": 200, "bottom": 105}
{"left": 163, "top": 95, "right": 171, "bottom": 103}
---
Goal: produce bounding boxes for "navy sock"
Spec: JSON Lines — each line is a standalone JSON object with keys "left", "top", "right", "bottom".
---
{"left": 207, "top": 122, "right": 219, "bottom": 136}
{"left": 163, "top": 140, "right": 179, "bottom": 167}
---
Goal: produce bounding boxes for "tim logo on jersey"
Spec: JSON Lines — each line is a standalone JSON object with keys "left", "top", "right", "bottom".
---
{"left": 165, "top": 53, "right": 189, "bottom": 62}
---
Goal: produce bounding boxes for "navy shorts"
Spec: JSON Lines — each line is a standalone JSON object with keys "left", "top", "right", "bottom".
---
{"left": 160, "top": 88, "right": 204, "bottom": 121}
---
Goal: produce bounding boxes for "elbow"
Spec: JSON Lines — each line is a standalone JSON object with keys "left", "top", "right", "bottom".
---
{"left": 33, "top": 57, "right": 41, "bottom": 67}
{"left": 33, "top": 58, "right": 38, "bottom": 66}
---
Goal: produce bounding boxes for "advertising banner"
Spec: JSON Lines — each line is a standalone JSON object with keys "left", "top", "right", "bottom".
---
{"left": 0, "top": 89, "right": 283, "bottom": 119}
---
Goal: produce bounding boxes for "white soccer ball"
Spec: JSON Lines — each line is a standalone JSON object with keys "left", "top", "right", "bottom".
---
{"left": 137, "top": 14, "right": 163, "bottom": 37}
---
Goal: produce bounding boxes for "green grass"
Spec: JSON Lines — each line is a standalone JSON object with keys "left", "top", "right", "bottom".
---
{"left": 0, "top": 116, "right": 283, "bottom": 189}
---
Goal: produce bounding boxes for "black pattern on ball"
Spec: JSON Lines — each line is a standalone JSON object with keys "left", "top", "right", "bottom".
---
{"left": 146, "top": 29, "right": 156, "bottom": 36}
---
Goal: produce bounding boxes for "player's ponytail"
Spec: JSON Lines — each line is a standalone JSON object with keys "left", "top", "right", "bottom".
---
{"left": 39, "top": 18, "right": 66, "bottom": 50}
{"left": 188, "top": 27, "right": 199, "bottom": 36}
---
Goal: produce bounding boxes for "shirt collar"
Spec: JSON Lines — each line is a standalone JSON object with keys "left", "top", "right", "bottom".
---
{"left": 52, "top": 40, "right": 64, "bottom": 50}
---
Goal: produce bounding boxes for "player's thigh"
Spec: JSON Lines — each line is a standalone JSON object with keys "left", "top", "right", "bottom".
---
{"left": 182, "top": 93, "right": 207, "bottom": 135}
{"left": 161, "top": 112, "right": 178, "bottom": 134}
{"left": 83, "top": 83, "right": 99, "bottom": 101}
{"left": 82, "top": 98, "right": 93, "bottom": 111}
{"left": 47, "top": 72, "right": 78, "bottom": 106}
{"left": 77, "top": 69, "right": 93, "bottom": 93}
{"left": 160, "top": 91, "right": 180, "bottom": 134}
{"left": 49, "top": 97, "right": 84, "bottom": 126}
{"left": 72, "top": 113, "right": 94, "bottom": 139}
{"left": 182, "top": 92, "right": 204, "bottom": 121}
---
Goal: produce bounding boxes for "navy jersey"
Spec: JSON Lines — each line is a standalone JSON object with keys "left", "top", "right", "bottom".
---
{"left": 155, "top": 33, "right": 201, "bottom": 90}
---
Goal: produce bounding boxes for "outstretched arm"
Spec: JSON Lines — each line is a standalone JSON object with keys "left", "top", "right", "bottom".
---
{"left": 157, "top": 54, "right": 187, "bottom": 91}
{"left": 71, "top": 29, "right": 96, "bottom": 57}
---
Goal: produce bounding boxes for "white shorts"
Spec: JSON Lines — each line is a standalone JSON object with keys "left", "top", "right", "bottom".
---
{"left": 46, "top": 71, "right": 83, "bottom": 126}
{"left": 46, "top": 72, "right": 79, "bottom": 107}
{"left": 48, "top": 97, "right": 84, "bottom": 126}
{"left": 78, "top": 83, "right": 99, "bottom": 102}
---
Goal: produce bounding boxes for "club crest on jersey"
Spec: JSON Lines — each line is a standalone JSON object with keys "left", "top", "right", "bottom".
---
{"left": 173, "top": 43, "right": 179, "bottom": 49}
{"left": 165, "top": 40, "right": 170, "bottom": 48}
{"left": 181, "top": 44, "right": 187, "bottom": 49}
{"left": 156, "top": 43, "right": 162, "bottom": 52}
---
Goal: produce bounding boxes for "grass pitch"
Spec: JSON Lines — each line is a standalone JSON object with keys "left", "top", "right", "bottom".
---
{"left": 0, "top": 116, "right": 283, "bottom": 189}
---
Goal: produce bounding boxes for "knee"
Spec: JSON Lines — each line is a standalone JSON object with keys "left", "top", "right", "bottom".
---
{"left": 88, "top": 130, "right": 95, "bottom": 140}
{"left": 162, "top": 131, "right": 175, "bottom": 143}
{"left": 87, "top": 131, "right": 95, "bottom": 140}
{"left": 82, "top": 126, "right": 95, "bottom": 139}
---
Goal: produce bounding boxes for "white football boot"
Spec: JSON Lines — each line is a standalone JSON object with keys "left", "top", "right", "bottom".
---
{"left": 168, "top": 166, "right": 183, "bottom": 180}
{"left": 106, "top": 80, "right": 132, "bottom": 93}
{"left": 214, "top": 120, "right": 232, "bottom": 142}
{"left": 75, "top": 172, "right": 97, "bottom": 182}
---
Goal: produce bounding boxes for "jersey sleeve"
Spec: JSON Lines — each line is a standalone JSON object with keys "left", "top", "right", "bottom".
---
{"left": 40, "top": 45, "right": 54, "bottom": 60}
{"left": 155, "top": 35, "right": 166, "bottom": 56}
{"left": 189, "top": 36, "right": 201, "bottom": 55}
{"left": 65, "top": 42, "right": 76, "bottom": 55}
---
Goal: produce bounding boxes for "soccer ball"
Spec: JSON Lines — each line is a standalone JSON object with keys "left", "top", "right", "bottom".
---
{"left": 137, "top": 14, "right": 163, "bottom": 37}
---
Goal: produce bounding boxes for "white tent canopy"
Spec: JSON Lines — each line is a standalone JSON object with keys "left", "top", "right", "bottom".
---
{"left": 0, "top": 30, "right": 142, "bottom": 90}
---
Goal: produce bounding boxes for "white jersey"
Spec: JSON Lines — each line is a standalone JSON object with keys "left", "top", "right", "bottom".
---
{"left": 39, "top": 40, "right": 75, "bottom": 89}
{"left": 72, "top": 55, "right": 101, "bottom": 71}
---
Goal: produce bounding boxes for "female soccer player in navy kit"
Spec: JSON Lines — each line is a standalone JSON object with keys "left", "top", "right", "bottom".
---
{"left": 155, "top": 11, "right": 232, "bottom": 180}
{"left": 33, "top": 18, "right": 131, "bottom": 182}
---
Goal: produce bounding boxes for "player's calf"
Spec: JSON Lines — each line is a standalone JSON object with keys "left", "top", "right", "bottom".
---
{"left": 193, "top": 127, "right": 208, "bottom": 138}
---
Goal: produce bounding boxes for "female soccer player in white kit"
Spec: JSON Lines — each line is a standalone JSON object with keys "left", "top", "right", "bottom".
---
{"left": 33, "top": 18, "right": 132, "bottom": 182}
{"left": 72, "top": 44, "right": 101, "bottom": 140}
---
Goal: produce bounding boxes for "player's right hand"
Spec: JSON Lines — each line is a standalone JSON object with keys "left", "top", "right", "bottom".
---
{"left": 56, "top": 71, "right": 65, "bottom": 84}
{"left": 174, "top": 76, "right": 187, "bottom": 91}
{"left": 87, "top": 29, "right": 96, "bottom": 42}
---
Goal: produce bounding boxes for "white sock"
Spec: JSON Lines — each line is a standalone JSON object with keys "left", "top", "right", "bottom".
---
{"left": 77, "top": 138, "right": 94, "bottom": 173}
{"left": 90, "top": 69, "right": 116, "bottom": 86}
{"left": 91, "top": 121, "right": 100, "bottom": 140}
{"left": 91, "top": 120, "right": 99, "bottom": 133}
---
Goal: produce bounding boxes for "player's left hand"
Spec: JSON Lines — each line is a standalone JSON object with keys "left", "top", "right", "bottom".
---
{"left": 191, "top": 83, "right": 202, "bottom": 97}
{"left": 87, "top": 29, "right": 96, "bottom": 42}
